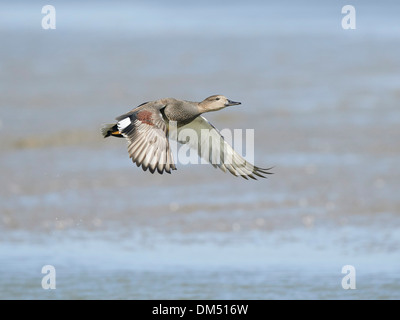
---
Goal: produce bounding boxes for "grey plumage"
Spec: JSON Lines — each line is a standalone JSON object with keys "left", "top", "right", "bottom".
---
{"left": 102, "top": 95, "right": 273, "bottom": 179}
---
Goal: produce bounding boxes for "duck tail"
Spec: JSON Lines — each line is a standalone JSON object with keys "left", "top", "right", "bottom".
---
{"left": 101, "top": 123, "right": 123, "bottom": 138}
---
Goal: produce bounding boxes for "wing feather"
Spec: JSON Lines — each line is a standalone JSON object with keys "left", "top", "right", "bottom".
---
{"left": 116, "top": 105, "right": 176, "bottom": 174}
{"left": 175, "top": 116, "right": 272, "bottom": 179}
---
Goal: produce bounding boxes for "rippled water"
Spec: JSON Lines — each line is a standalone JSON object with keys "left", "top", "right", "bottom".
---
{"left": 1, "top": 1, "right": 400, "bottom": 299}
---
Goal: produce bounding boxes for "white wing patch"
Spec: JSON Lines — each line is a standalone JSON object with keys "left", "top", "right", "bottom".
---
{"left": 117, "top": 117, "right": 131, "bottom": 131}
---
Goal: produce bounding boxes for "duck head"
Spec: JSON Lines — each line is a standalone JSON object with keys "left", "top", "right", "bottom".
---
{"left": 198, "top": 95, "right": 241, "bottom": 113}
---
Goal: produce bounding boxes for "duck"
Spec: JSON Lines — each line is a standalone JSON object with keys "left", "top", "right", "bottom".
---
{"left": 101, "top": 95, "right": 272, "bottom": 180}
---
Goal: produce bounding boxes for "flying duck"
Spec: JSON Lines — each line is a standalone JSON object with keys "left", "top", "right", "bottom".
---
{"left": 102, "top": 95, "right": 272, "bottom": 180}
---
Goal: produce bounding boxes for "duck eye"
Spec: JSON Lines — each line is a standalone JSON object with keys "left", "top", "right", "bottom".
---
{"left": 215, "top": 98, "right": 220, "bottom": 101}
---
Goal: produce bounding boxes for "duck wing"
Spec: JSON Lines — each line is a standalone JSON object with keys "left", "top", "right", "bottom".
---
{"left": 172, "top": 115, "right": 272, "bottom": 179}
{"left": 116, "top": 104, "right": 176, "bottom": 174}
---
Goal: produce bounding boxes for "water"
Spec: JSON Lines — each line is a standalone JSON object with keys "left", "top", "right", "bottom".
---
{"left": 1, "top": 1, "right": 400, "bottom": 299}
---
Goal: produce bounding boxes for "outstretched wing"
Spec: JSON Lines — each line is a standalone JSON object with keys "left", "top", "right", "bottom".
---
{"left": 172, "top": 116, "right": 272, "bottom": 179}
{"left": 116, "top": 105, "right": 176, "bottom": 174}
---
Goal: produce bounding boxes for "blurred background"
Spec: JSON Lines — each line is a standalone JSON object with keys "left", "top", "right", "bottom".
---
{"left": 0, "top": 0, "right": 399, "bottom": 299}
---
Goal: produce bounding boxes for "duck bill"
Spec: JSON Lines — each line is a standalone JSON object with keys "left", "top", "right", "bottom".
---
{"left": 225, "top": 99, "right": 241, "bottom": 106}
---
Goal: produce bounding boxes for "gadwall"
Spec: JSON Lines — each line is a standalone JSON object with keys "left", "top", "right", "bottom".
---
{"left": 102, "top": 95, "right": 272, "bottom": 179}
